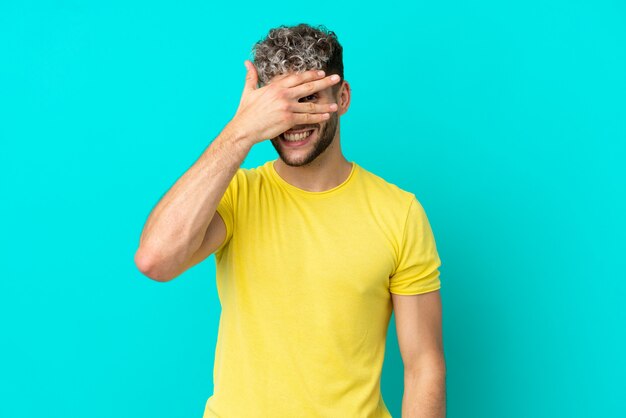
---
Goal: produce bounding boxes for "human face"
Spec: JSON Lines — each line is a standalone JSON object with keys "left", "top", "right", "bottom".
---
{"left": 269, "top": 85, "right": 340, "bottom": 167}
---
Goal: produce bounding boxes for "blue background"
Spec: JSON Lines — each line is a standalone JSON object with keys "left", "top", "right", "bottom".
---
{"left": 1, "top": 1, "right": 624, "bottom": 417}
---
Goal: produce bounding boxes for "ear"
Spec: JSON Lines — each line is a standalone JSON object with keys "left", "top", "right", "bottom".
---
{"left": 335, "top": 80, "right": 351, "bottom": 116}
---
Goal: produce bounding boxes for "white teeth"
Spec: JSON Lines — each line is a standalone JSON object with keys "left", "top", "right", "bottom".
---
{"left": 283, "top": 130, "right": 313, "bottom": 141}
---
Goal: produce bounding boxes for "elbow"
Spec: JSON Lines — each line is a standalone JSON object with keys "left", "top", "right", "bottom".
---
{"left": 404, "top": 351, "right": 447, "bottom": 379}
{"left": 134, "top": 248, "right": 174, "bottom": 282}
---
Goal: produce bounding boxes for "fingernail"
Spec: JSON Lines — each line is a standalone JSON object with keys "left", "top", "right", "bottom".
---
{"left": 318, "top": 70, "right": 325, "bottom": 76}
{"left": 331, "top": 75, "right": 340, "bottom": 81}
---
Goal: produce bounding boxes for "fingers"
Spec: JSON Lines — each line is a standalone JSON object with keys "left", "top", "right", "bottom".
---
{"left": 286, "top": 74, "right": 342, "bottom": 99}
{"left": 289, "top": 101, "right": 338, "bottom": 114}
{"left": 279, "top": 69, "right": 327, "bottom": 88}
{"left": 291, "top": 112, "right": 332, "bottom": 125}
{"left": 243, "top": 60, "right": 258, "bottom": 92}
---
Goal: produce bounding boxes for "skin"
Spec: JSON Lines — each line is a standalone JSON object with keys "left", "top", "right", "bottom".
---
{"left": 393, "top": 291, "right": 446, "bottom": 418}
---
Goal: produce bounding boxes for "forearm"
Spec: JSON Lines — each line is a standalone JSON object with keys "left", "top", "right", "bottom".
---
{"left": 136, "top": 120, "right": 253, "bottom": 280}
{"left": 401, "top": 366, "right": 446, "bottom": 418}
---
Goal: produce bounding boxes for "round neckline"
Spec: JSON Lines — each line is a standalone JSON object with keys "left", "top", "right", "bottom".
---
{"left": 268, "top": 159, "right": 359, "bottom": 198}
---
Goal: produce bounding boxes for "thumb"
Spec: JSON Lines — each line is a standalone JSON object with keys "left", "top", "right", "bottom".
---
{"left": 243, "top": 60, "right": 258, "bottom": 92}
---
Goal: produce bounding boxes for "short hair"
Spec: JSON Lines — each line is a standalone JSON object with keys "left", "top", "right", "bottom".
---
{"left": 251, "top": 23, "right": 344, "bottom": 95}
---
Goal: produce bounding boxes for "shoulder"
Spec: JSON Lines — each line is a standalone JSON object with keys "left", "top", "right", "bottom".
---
{"left": 356, "top": 163, "right": 416, "bottom": 212}
{"left": 226, "top": 160, "right": 274, "bottom": 197}
{"left": 229, "top": 161, "right": 268, "bottom": 183}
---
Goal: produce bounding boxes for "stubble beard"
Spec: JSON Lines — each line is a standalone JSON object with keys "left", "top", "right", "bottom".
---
{"left": 270, "top": 112, "right": 339, "bottom": 167}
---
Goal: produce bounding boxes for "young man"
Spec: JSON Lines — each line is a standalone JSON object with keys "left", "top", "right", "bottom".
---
{"left": 135, "top": 23, "right": 446, "bottom": 418}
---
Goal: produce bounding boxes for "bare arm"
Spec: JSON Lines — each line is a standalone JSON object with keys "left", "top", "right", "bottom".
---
{"left": 134, "top": 122, "right": 252, "bottom": 282}
{"left": 134, "top": 61, "right": 341, "bottom": 282}
{"left": 392, "top": 290, "right": 446, "bottom": 418}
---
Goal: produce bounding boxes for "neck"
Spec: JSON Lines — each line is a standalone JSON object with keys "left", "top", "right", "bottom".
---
{"left": 273, "top": 145, "right": 352, "bottom": 193}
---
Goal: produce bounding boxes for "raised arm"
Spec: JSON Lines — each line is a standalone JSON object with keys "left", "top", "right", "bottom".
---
{"left": 134, "top": 61, "right": 341, "bottom": 282}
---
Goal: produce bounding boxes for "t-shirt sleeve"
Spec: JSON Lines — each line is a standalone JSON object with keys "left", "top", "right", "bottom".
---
{"left": 213, "top": 169, "right": 242, "bottom": 256}
{"left": 389, "top": 195, "right": 442, "bottom": 295}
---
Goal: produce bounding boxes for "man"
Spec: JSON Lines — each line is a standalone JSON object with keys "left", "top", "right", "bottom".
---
{"left": 135, "top": 23, "right": 446, "bottom": 418}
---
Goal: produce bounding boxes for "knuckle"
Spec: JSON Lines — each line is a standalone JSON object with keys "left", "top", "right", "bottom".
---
{"left": 301, "top": 70, "right": 314, "bottom": 82}
{"left": 279, "top": 100, "right": 290, "bottom": 111}
{"left": 277, "top": 84, "right": 288, "bottom": 94}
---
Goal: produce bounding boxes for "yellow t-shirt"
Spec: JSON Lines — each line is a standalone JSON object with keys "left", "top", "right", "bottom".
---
{"left": 203, "top": 159, "right": 441, "bottom": 418}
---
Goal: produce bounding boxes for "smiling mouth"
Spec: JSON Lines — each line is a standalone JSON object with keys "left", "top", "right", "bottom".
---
{"left": 279, "top": 128, "right": 316, "bottom": 147}
{"left": 281, "top": 129, "right": 315, "bottom": 141}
